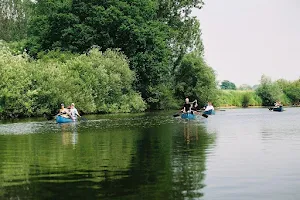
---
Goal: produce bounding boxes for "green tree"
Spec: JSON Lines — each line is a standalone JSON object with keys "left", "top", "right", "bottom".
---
{"left": 220, "top": 80, "right": 236, "bottom": 90}
{"left": 277, "top": 79, "right": 300, "bottom": 105}
{"left": 0, "top": 0, "right": 32, "bottom": 41}
{"left": 255, "top": 75, "right": 284, "bottom": 106}
{"left": 0, "top": 41, "right": 145, "bottom": 118}
{"left": 175, "top": 53, "right": 217, "bottom": 106}
{"left": 26, "top": 0, "right": 205, "bottom": 108}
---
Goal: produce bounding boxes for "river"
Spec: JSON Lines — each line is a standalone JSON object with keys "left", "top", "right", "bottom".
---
{"left": 0, "top": 108, "right": 299, "bottom": 200}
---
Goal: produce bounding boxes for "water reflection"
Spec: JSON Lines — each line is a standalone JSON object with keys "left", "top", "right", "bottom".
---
{"left": 172, "top": 122, "right": 215, "bottom": 199}
{"left": 183, "top": 122, "right": 199, "bottom": 144}
{"left": 60, "top": 123, "right": 78, "bottom": 147}
{"left": 0, "top": 113, "right": 215, "bottom": 200}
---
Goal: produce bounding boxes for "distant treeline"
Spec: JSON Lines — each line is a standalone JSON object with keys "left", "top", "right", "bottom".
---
{"left": 217, "top": 75, "right": 300, "bottom": 107}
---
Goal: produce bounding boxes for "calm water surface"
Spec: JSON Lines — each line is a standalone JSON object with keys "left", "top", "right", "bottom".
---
{"left": 0, "top": 108, "right": 299, "bottom": 200}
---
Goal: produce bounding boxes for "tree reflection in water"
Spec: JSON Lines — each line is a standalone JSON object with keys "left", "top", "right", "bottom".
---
{"left": 0, "top": 116, "right": 215, "bottom": 200}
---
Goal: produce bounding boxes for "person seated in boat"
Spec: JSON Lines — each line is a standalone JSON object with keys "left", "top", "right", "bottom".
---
{"left": 58, "top": 103, "right": 71, "bottom": 118}
{"left": 70, "top": 103, "right": 81, "bottom": 120}
{"left": 182, "top": 98, "right": 192, "bottom": 113}
{"left": 204, "top": 102, "right": 214, "bottom": 111}
{"left": 274, "top": 101, "right": 282, "bottom": 107}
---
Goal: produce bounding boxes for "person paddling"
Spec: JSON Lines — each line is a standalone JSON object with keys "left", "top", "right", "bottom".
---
{"left": 182, "top": 98, "right": 191, "bottom": 113}
{"left": 173, "top": 98, "right": 208, "bottom": 118}
{"left": 274, "top": 101, "right": 282, "bottom": 107}
{"left": 204, "top": 102, "right": 214, "bottom": 112}
{"left": 70, "top": 103, "right": 81, "bottom": 121}
{"left": 182, "top": 98, "right": 198, "bottom": 114}
{"left": 58, "top": 103, "right": 71, "bottom": 118}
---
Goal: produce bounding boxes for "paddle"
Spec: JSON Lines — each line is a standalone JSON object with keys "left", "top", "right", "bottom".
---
{"left": 173, "top": 112, "right": 181, "bottom": 117}
{"left": 202, "top": 113, "right": 208, "bottom": 118}
{"left": 79, "top": 116, "right": 88, "bottom": 121}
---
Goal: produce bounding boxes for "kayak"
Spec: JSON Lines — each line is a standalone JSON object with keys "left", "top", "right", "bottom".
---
{"left": 181, "top": 113, "right": 196, "bottom": 120}
{"left": 203, "top": 109, "right": 215, "bottom": 115}
{"left": 56, "top": 115, "right": 74, "bottom": 123}
{"left": 269, "top": 106, "right": 283, "bottom": 112}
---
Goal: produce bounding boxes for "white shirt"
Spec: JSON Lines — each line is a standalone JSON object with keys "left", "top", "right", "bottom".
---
{"left": 205, "top": 105, "right": 214, "bottom": 111}
{"left": 70, "top": 108, "right": 79, "bottom": 119}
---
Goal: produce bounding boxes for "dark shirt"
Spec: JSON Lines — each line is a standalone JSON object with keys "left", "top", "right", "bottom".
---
{"left": 183, "top": 103, "right": 191, "bottom": 112}
{"left": 191, "top": 105, "right": 198, "bottom": 111}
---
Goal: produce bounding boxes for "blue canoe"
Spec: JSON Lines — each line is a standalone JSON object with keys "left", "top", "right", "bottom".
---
{"left": 56, "top": 115, "right": 74, "bottom": 123}
{"left": 269, "top": 106, "right": 283, "bottom": 112}
{"left": 203, "top": 109, "right": 215, "bottom": 115}
{"left": 181, "top": 113, "right": 196, "bottom": 120}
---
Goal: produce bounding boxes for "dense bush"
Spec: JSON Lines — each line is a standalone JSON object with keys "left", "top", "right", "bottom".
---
{"left": 0, "top": 41, "right": 146, "bottom": 118}
{"left": 277, "top": 79, "right": 300, "bottom": 105}
{"left": 255, "top": 75, "right": 290, "bottom": 106}
{"left": 217, "top": 90, "right": 262, "bottom": 107}
{"left": 175, "top": 53, "right": 218, "bottom": 107}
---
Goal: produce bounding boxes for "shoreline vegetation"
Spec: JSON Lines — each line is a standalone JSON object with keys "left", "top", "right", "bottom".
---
{"left": 216, "top": 105, "right": 300, "bottom": 109}
{"left": 216, "top": 77, "right": 300, "bottom": 108}
{"left": 0, "top": 1, "right": 299, "bottom": 119}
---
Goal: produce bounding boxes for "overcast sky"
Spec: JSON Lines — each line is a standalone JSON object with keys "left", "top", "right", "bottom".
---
{"left": 194, "top": 0, "right": 300, "bottom": 86}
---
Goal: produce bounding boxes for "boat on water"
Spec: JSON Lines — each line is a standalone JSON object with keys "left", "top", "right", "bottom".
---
{"left": 203, "top": 109, "right": 215, "bottom": 115}
{"left": 269, "top": 106, "right": 283, "bottom": 112}
{"left": 181, "top": 113, "right": 196, "bottom": 120}
{"left": 56, "top": 115, "right": 75, "bottom": 123}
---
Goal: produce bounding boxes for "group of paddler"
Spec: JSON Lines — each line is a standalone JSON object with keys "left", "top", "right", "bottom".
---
{"left": 57, "top": 103, "right": 81, "bottom": 121}
{"left": 56, "top": 98, "right": 215, "bottom": 123}
{"left": 174, "top": 97, "right": 215, "bottom": 118}
{"left": 269, "top": 100, "right": 284, "bottom": 112}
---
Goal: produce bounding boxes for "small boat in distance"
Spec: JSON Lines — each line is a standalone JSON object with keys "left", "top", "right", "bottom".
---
{"left": 56, "top": 115, "right": 75, "bottom": 123}
{"left": 269, "top": 106, "right": 283, "bottom": 112}
{"left": 181, "top": 113, "right": 196, "bottom": 120}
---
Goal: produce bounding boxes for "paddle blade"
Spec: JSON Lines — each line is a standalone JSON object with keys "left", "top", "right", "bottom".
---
{"left": 173, "top": 114, "right": 180, "bottom": 117}
{"left": 202, "top": 114, "right": 208, "bottom": 118}
{"left": 80, "top": 116, "right": 88, "bottom": 121}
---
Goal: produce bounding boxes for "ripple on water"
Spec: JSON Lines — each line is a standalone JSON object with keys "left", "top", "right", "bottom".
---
{"left": 0, "top": 122, "right": 55, "bottom": 135}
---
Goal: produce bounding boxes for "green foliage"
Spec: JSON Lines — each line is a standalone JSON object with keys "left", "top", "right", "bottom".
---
{"left": 220, "top": 80, "right": 236, "bottom": 90}
{"left": 0, "top": 0, "right": 32, "bottom": 41}
{"left": 255, "top": 75, "right": 285, "bottom": 106}
{"left": 26, "top": 0, "right": 205, "bottom": 108}
{"left": 277, "top": 79, "right": 300, "bottom": 105}
{"left": 217, "top": 90, "right": 262, "bottom": 107}
{"left": 0, "top": 42, "right": 145, "bottom": 118}
{"left": 241, "top": 92, "right": 252, "bottom": 108}
{"left": 218, "top": 76, "right": 299, "bottom": 107}
{"left": 175, "top": 53, "right": 217, "bottom": 106}
{"left": 6, "top": 40, "right": 27, "bottom": 55}
{"left": 146, "top": 84, "right": 179, "bottom": 110}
